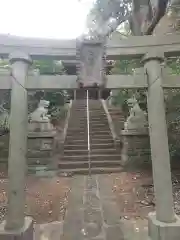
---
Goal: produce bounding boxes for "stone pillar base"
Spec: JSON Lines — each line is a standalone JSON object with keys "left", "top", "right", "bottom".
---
{"left": 148, "top": 212, "right": 180, "bottom": 240}
{"left": 0, "top": 217, "right": 33, "bottom": 240}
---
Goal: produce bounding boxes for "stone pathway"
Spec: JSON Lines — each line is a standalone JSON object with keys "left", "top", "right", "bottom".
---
{"left": 60, "top": 175, "right": 148, "bottom": 240}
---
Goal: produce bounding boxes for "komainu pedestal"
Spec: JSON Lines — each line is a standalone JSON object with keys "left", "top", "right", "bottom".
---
{"left": 28, "top": 100, "right": 57, "bottom": 175}
{"left": 120, "top": 129, "right": 150, "bottom": 167}
{"left": 120, "top": 98, "right": 150, "bottom": 167}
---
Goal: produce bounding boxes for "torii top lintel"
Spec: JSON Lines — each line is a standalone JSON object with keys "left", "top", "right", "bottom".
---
{"left": 0, "top": 34, "right": 180, "bottom": 60}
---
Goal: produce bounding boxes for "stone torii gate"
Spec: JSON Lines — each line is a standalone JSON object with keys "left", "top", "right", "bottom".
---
{"left": 0, "top": 34, "right": 180, "bottom": 240}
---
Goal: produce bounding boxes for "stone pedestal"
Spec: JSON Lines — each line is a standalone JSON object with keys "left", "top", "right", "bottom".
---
{"left": 28, "top": 131, "right": 57, "bottom": 176}
{"left": 120, "top": 129, "right": 150, "bottom": 167}
{"left": 0, "top": 217, "right": 33, "bottom": 240}
{"left": 0, "top": 131, "right": 57, "bottom": 176}
{"left": 148, "top": 212, "right": 180, "bottom": 240}
{"left": 28, "top": 121, "right": 53, "bottom": 132}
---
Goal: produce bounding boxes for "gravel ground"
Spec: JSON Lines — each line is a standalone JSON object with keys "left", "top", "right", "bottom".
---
{"left": 0, "top": 176, "right": 71, "bottom": 224}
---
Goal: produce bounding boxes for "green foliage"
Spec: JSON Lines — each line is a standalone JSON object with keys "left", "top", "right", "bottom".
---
{"left": 33, "top": 60, "right": 65, "bottom": 75}
{"left": 44, "top": 91, "right": 68, "bottom": 108}
{"left": 167, "top": 57, "right": 180, "bottom": 75}
{"left": 111, "top": 89, "right": 132, "bottom": 106}
{"left": 111, "top": 59, "right": 141, "bottom": 74}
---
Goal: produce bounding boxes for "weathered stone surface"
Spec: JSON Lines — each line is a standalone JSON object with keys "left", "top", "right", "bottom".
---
{"left": 34, "top": 221, "right": 63, "bottom": 240}
{"left": 62, "top": 208, "right": 84, "bottom": 240}
{"left": 104, "top": 225, "right": 125, "bottom": 240}
{"left": 149, "top": 213, "right": 180, "bottom": 240}
{"left": 61, "top": 175, "right": 141, "bottom": 240}
{"left": 102, "top": 200, "right": 121, "bottom": 225}
{"left": 83, "top": 207, "right": 103, "bottom": 238}
{"left": 144, "top": 53, "right": 175, "bottom": 223}
{"left": 28, "top": 100, "right": 54, "bottom": 132}
{"left": 124, "top": 98, "right": 147, "bottom": 131}
{"left": 0, "top": 217, "right": 33, "bottom": 240}
{"left": 77, "top": 40, "right": 106, "bottom": 88}
{"left": 61, "top": 177, "right": 84, "bottom": 240}
{"left": 84, "top": 190, "right": 100, "bottom": 209}
{"left": 120, "top": 131, "right": 150, "bottom": 167}
{"left": 0, "top": 134, "right": 56, "bottom": 172}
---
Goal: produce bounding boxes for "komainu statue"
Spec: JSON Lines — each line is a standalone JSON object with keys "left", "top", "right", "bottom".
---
{"left": 124, "top": 97, "right": 147, "bottom": 131}
{"left": 28, "top": 100, "right": 54, "bottom": 132}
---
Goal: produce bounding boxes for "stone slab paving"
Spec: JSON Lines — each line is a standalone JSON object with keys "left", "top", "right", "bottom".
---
{"left": 60, "top": 174, "right": 149, "bottom": 240}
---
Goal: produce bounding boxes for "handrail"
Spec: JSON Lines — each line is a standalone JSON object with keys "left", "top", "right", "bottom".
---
{"left": 101, "top": 99, "right": 119, "bottom": 144}
{"left": 87, "top": 90, "right": 91, "bottom": 175}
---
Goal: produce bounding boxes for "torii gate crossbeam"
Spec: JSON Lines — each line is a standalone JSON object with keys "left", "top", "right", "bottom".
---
{"left": 0, "top": 34, "right": 180, "bottom": 59}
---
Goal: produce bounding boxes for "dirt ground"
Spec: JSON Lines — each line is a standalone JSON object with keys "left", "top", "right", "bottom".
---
{"left": 109, "top": 168, "right": 180, "bottom": 220}
{"left": 0, "top": 175, "right": 71, "bottom": 224}
{"left": 109, "top": 170, "right": 155, "bottom": 220}
{"left": 1, "top": 168, "right": 180, "bottom": 225}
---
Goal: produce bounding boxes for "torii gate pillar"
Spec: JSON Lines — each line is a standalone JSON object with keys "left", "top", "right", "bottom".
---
{"left": 143, "top": 52, "right": 180, "bottom": 240}
{"left": 0, "top": 52, "right": 33, "bottom": 239}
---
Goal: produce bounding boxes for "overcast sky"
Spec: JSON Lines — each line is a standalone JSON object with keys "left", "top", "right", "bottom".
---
{"left": 0, "top": 0, "right": 94, "bottom": 39}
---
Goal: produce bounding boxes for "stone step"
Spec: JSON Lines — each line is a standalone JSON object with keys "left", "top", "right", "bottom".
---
{"left": 67, "top": 130, "right": 111, "bottom": 136}
{"left": 90, "top": 113, "right": 106, "bottom": 116}
{"left": 58, "top": 160, "right": 121, "bottom": 169}
{"left": 67, "top": 127, "right": 87, "bottom": 130}
{"left": 91, "top": 138, "right": 115, "bottom": 144}
{"left": 90, "top": 129, "right": 110, "bottom": 133}
{"left": 58, "top": 166, "right": 123, "bottom": 175}
{"left": 67, "top": 130, "right": 88, "bottom": 134}
{"left": 64, "top": 143, "right": 115, "bottom": 150}
{"left": 63, "top": 148, "right": 118, "bottom": 156}
{"left": 28, "top": 158, "right": 53, "bottom": 165}
{"left": 27, "top": 149, "right": 52, "bottom": 158}
{"left": 91, "top": 123, "right": 109, "bottom": 126}
{"left": 70, "top": 117, "right": 107, "bottom": 121}
{"left": 89, "top": 130, "right": 111, "bottom": 135}
{"left": 28, "top": 166, "right": 57, "bottom": 176}
{"left": 90, "top": 117, "right": 107, "bottom": 119}
{"left": 68, "top": 123, "right": 87, "bottom": 126}
{"left": 68, "top": 125, "right": 109, "bottom": 129}
{"left": 66, "top": 133, "right": 87, "bottom": 138}
{"left": 89, "top": 134, "right": 112, "bottom": 139}
{"left": 89, "top": 124, "right": 109, "bottom": 127}
{"left": 61, "top": 154, "right": 121, "bottom": 161}
{"left": 64, "top": 138, "right": 115, "bottom": 145}
{"left": 89, "top": 120, "right": 109, "bottom": 124}
{"left": 89, "top": 112, "right": 106, "bottom": 115}
{"left": 66, "top": 132, "right": 111, "bottom": 138}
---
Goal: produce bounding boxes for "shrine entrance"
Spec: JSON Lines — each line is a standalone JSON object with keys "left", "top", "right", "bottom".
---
{"left": 1, "top": 32, "right": 180, "bottom": 240}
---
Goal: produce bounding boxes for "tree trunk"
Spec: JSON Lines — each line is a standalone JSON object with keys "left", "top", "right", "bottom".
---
{"left": 130, "top": 0, "right": 153, "bottom": 35}
{"left": 153, "top": 0, "right": 180, "bottom": 35}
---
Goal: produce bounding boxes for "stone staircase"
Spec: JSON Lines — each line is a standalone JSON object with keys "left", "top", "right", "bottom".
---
{"left": 59, "top": 99, "right": 122, "bottom": 174}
